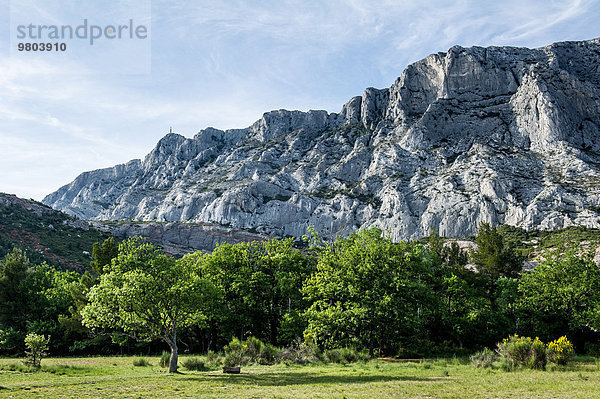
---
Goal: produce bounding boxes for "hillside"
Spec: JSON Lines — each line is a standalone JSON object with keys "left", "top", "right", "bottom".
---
{"left": 0, "top": 193, "right": 110, "bottom": 270}
{"left": 43, "top": 38, "right": 600, "bottom": 241}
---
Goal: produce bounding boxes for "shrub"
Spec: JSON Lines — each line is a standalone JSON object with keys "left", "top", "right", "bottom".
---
{"left": 585, "top": 342, "right": 600, "bottom": 357}
{"left": 257, "top": 342, "right": 280, "bottom": 365}
{"left": 132, "top": 358, "right": 151, "bottom": 367}
{"left": 181, "top": 357, "right": 209, "bottom": 371}
{"left": 223, "top": 337, "right": 246, "bottom": 367}
{"left": 23, "top": 333, "right": 50, "bottom": 368}
{"left": 223, "top": 337, "right": 281, "bottom": 366}
{"left": 547, "top": 336, "right": 574, "bottom": 365}
{"left": 496, "top": 335, "right": 546, "bottom": 370}
{"left": 499, "top": 357, "right": 515, "bottom": 372}
{"left": 206, "top": 350, "right": 223, "bottom": 367}
{"left": 339, "top": 347, "right": 357, "bottom": 363}
{"left": 470, "top": 348, "right": 496, "bottom": 368}
{"left": 338, "top": 347, "right": 369, "bottom": 363}
{"left": 324, "top": 349, "right": 344, "bottom": 364}
{"left": 529, "top": 338, "right": 547, "bottom": 370}
{"left": 244, "top": 336, "right": 263, "bottom": 361}
{"left": 0, "top": 327, "right": 23, "bottom": 354}
{"left": 279, "top": 338, "right": 321, "bottom": 364}
{"left": 159, "top": 351, "right": 170, "bottom": 368}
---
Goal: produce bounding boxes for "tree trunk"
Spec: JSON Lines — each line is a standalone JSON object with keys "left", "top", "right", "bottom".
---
{"left": 167, "top": 332, "right": 178, "bottom": 373}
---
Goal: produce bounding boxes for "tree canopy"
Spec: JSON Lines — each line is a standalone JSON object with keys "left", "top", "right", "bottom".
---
{"left": 82, "top": 237, "right": 216, "bottom": 372}
{"left": 518, "top": 250, "right": 600, "bottom": 341}
{"left": 303, "top": 228, "right": 436, "bottom": 356}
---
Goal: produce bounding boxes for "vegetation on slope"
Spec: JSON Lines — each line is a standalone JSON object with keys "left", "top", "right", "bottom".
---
{"left": 0, "top": 194, "right": 110, "bottom": 271}
{"left": 498, "top": 225, "right": 600, "bottom": 259}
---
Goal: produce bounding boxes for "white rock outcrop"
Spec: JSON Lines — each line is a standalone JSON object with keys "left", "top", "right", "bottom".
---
{"left": 43, "top": 39, "right": 600, "bottom": 241}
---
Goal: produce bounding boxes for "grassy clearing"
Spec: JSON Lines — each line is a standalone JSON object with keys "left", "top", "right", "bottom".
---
{"left": 1, "top": 356, "right": 600, "bottom": 398}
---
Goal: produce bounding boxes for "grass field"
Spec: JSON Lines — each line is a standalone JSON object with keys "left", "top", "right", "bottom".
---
{"left": 1, "top": 356, "right": 600, "bottom": 398}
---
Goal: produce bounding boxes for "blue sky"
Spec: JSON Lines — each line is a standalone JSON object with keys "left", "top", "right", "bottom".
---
{"left": 1, "top": 0, "right": 599, "bottom": 200}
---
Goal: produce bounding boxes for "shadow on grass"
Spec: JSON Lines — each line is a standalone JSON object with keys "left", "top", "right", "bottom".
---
{"left": 180, "top": 371, "right": 439, "bottom": 386}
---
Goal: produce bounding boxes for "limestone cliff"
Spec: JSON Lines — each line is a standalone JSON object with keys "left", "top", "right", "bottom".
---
{"left": 44, "top": 38, "right": 600, "bottom": 241}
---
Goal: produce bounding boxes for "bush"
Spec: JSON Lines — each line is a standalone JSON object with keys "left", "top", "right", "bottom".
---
{"left": 23, "top": 333, "right": 50, "bottom": 368}
{"left": 132, "top": 358, "right": 151, "bottom": 367}
{"left": 244, "top": 336, "right": 263, "bottom": 361}
{"left": 324, "top": 349, "right": 344, "bottom": 364}
{"left": 585, "top": 342, "right": 600, "bottom": 357}
{"left": 223, "top": 337, "right": 281, "bottom": 366}
{"left": 496, "top": 335, "right": 546, "bottom": 370}
{"left": 529, "top": 338, "right": 547, "bottom": 370}
{"left": 470, "top": 348, "right": 496, "bottom": 368}
{"left": 206, "top": 350, "right": 223, "bottom": 367}
{"left": 338, "top": 347, "right": 369, "bottom": 363}
{"left": 159, "top": 351, "right": 170, "bottom": 368}
{"left": 547, "top": 336, "right": 574, "bottom": 365}
{"left": 0, "top": 327, "right": 24, "bottom": 354}
{"left": 257, "top": 342, "right": 280, "bottom": 365}
{"left": 339, "top": 347, "right": 358, "bottom": 363}
{"left": 181, "top": 357, "right": 209, "bottom": 371}
{"left": 279, "top": 338, "right": 321, "bottom": 364}
{"left": 223, "top": 337, "right": 247, "bottom": 367}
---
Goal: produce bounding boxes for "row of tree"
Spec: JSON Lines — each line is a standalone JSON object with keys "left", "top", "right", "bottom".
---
{"left": 1, "top": 224, "right": 600, "bottom": 372}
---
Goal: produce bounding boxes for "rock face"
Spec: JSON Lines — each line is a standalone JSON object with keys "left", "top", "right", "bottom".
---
{"left": 44, "top": 39, "right": 600, "bottom": 241}
{"left": 91, "top": 221, "right": 267, "bottom": 255}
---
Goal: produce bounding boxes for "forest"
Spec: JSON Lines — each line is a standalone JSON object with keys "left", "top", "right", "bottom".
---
{"left": 1, "top": 223, "right": 599, "bottom": 372}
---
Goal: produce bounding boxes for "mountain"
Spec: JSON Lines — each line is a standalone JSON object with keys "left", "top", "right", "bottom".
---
{"left": 43, "top": 38, "right": 600, "bottom": 241}
{"left": 0, "top": 193, "right": 110, "bottom": 270}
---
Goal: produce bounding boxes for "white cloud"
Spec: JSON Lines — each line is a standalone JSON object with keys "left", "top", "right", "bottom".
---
{"left": 2, "top": 0, "right": 599, "bottom": 200}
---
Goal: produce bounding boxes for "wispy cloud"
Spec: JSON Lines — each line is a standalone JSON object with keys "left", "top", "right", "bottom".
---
{"left": 1, "top": 0, "right": 599, "bottom": 200}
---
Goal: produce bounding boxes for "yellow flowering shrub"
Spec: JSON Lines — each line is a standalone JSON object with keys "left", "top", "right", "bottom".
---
{"left": 547, "top": 336, "right": 574, "bottom": 365}
{"left": 496, "top": 334, "right": 546, "bottom": 370}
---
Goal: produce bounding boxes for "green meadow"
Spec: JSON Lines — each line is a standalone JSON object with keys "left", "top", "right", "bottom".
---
{"left": 2, "top": 356, "right": 600, "bottom": 398}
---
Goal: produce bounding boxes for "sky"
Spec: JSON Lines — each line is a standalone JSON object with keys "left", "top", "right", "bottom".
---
{"left": 0, "top": 0, "right": 599, "bottom": 201}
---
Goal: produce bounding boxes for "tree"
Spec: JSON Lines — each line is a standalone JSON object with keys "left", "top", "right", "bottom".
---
{"left": 303, "top": 228, "right": 435, "bottom": 356}
{"left": 0, "top": 248, "right": 79, "bottom": 355}
{"left": 60, "top": 237, "right": 119, "bottom": 353}
{"left": 23, "top": 263, "right": 79, "bottom": 353}
{"left": 0, "top": 248, "right": 30, "bottom": 326}
{"left": 82, "top": 237, "right": 216, "bottom": 372}
{"left": 518, "top": 250, "right": 600, "bottom": 340}
{"left": 90, "top": 237, "right": 118, "bottom": 275}
{"left": 463, "top": 223, "right": 524, "bottom": 344}
{"left": 24, "top": 333, "right": 50, "bottom": 368}
{"left": 470, "top": 223, "right": 522, "bottom": 281}
{"left": 197, "top": 238, "right": 312, "bottom": 348}
{"left": 0, "top": 248, "right": 31, "bottom": 353}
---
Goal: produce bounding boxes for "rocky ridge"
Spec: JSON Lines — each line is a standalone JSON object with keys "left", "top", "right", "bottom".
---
{"left": 44, "top": 38, "right": 600, "bottom": 241}
{"left": 91, "top": 221, "right": 266, "bottom": 255}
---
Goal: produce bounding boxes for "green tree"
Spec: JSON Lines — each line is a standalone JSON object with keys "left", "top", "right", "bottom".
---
{"left": 425, "top": 230, "right": 493, "bottom": 350}
{"left": 59, "top": 237, "right": 118, "bottom": 353}
{"left": 518, "top": 250, "right": 600, "bottom": 340}
{"left": 197, "top": 238, "right": 312, "bottom": 348}
{"left": 0, "top": 249, "right": 31, "bottom": 353}
{"left": 0, "top": 248, "right": 79, "bottom": 355}
{"left": 0, "top": 248, "right": 30, "bottom": 327}
{"left": 303, "top": 228, "right": 435, "bottom": 356}
{"left": 23, "top": 263, "right": 79, "bottom": 353}
{"left": 82, "top": 237, "right": 216, "bottom": 372}
{"left": 24, "top": 333, "right": 50, "bottom": 368}
{"left": 470, "top": 223, "right": 522, "bottom": 281}
{"left": 90, "top": 237, "right": 118, "bottom": 275}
